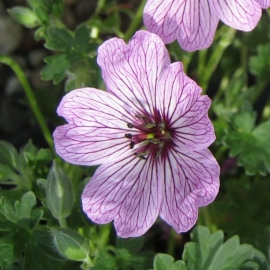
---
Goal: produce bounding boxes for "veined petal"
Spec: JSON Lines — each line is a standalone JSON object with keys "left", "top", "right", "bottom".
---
{"left": 143, "top": 0, "right": 219, "bottom": 51}
{"left": 209, "top": 0, "right": 261, "bottom": 31}
{"left": 158, "top": 64, "right": 215, "bottom": 150}
{"left": 53, "top": 88, "right": 139, "bottom": 166}
{"left": 171, "top": 90, "right": 215, "bottom": 150}
{"left": 159, "top": 148, "right": 219, "bottom": 233}
{"left": 82, "top": 155, "right": 162, "bottom": 238}
{"left": 255, "top": 0, "right": 270, "bottom": 8}
{"left": 97, "top": 30, "right": 171, "bottom": 115}
{"left": 157, "top": 62, "right": 184, "bottom": 121}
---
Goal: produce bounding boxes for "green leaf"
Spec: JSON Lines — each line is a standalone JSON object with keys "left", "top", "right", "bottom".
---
{"left": 153, "top": 254, "right": 186, "bottom": 270}
{"left": 30, "top": 209, "right": 44, "bottom": 228}
{"left": 91, "top": 251, "right": 117, "bottom": 270}
{"left": 130, "top": 251, "right": 155, "bottom": 270}
{"left": 181, "top": 226, "right": 262, "bottom": 270}
{"left": 0, "top": 164, "right": 18, "bottom": 182}
{"left": 0, "top": 191, "right": 41, "bottom": 229}
{"left": 8, "top": 6, "right": 40, "bottom": 28}
{"left": 154, "top": 254, "right": 175, "bottom": 270}
{"left": 32, "top": 230, "right": 65, "bottom": 261}
{"left": 212, "top": 177, "right": 270, "bottom": 253}
{"left": 231, "top": 111, "right": 256, "bottom": 133}
{"left": 37, "top": 149, "right": 52, "bottom": 162}
{"left": 51, "top": 2, "right": 64, "bottom": 18}
{"left": 0, "top": 234, "right": 16, "bottom": 266}
{"left": 0, "top": 141, "right": 18, "bottom": 169}
{"left": 0, "top": 197, "right": 19, "bottom": 224}
{"left": 33, "top": 6, "right": 48, "bottom": 23}
{"left": 41, "top": 54, "right": 70, "bottom": 84}
{"left": 74, "top": 25, "right": 92, "bottom": 53}
{"left": 249, "top": 45, "right": 270, "bottom": 80}
{"left": 15, "top": 191, "right": 36, "bottom": 219}
{"left": 23, "top": 231, "right": 73, "bottom": 270}
{"left": 0, "top": 229, "right": 29, "bottom": 266}
{"left": 225, "top": 113, "right": 270, "bottom": 175}
{"left": 0, "top": 213, "right": 17, "bottom": 231}
{"left": 45, "top": 27, "right": 74, "bottom": 52}
{"left": 34, "top": 26, "right": 46, "bottom": 40}
{"left": 65, "top": 59, "right": 99, "bottom": 92}
{"left": 116, "top": 237, "right": 144, "bottom": 255}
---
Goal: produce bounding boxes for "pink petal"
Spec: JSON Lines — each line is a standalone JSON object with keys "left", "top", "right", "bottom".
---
{"left": 97, "top": 30, "right": 171, "bottom": 115}
{"left": 255, "top": 0, "right": 270, "bottom": 8}
{"left": 209, "top": 0, "right": 262, "bottom": 31}
{"left": 53, "top": 88, "right": 138, "bottom": 166}
{"left": 159, "top": 149, "right": 219, "bottom": 233}
{"left": 143, "top": 0, "right": 219, "bottom": 51}
{"left": 157, "top": 63, "right": 215, "bottom": 151}
{"left": 82, "top": 155, "right": 162, "bottom": 238}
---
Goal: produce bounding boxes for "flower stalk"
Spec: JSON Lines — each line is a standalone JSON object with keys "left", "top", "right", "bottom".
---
{"left": 0, "top": 55, "right": 55, "bottom": 155}
{"left": 124, "top": 0, "right": 147, "bottom": 42}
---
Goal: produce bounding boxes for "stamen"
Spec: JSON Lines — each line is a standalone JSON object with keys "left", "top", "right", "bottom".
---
{"left": 147, "top": 138, "right": 160, "bottom": 144}
{"left": 127, "top": 123, "right": 134, "bottom": 128}
{"left": 125, "top": 133, "right": 132, "bottom": 139}
{"left": 130, "top": 141, "right": 135, "bottom": 149}
{"left": 155, "top": 142, "right": 164, "bottom": 160}
{"left": 143, "top": 123, "right": 156, "bottom": 129}
{"left": 135, "top": 114, "right": 149, "bottom": 119}
{"left": 135, "top": 150, "right": 150, "bottom": 160}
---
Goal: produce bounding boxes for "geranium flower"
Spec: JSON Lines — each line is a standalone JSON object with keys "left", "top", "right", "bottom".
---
{"left": 53, "top": 30, "right": 220, "bottom": 237}
{"left": 143, "top": 0, "right": 270, "bottom": 51}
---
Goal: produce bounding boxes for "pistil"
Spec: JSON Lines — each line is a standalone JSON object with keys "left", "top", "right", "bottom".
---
{"left": 124, "top": 113, "right": 170, "bottom": 161}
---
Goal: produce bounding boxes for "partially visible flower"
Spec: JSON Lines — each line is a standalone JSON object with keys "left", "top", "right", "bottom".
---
{"left": 143, "top": 0, "right": 270, "bottom": 51}
{"left": 53, "top": 30, "right": 220, "bottom": 238}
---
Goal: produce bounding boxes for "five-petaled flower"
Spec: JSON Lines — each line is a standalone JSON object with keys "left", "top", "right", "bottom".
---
{"left": 53, "top": 30, "right": 220, "bottom": 238}
{"left": 143, "top": 0, "right": 270, "bottom": 51}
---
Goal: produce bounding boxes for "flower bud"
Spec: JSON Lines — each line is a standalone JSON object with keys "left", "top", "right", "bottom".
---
{"left": 46, "top": 161, "right": 74, "bottom": 219}
{"left": 53, "top": 229, "right": 90, "bottom": 261}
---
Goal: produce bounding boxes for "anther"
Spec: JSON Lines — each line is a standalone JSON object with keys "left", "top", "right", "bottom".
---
{"left": 125, "top": 133, "right": 132, "bottom": 139}
{"left": 127, "top": 123, "right": 134, "bottom": 128}
{"left": 135, "top": 150, "right": 150, "bottom": 160}
{"left": 143, "top": 123, "right": 156, "bottom": 129}
{"left": 148, "top": 138, "right": 160, "bottom": 144}
{"left": 130, "top": 141, "right": 135, "bottom": 149}
{"left": 155, "top": 142, "right": 164, "bottom": 160}
{"left": 135, "top": 153, "right": 147, "bottom": 160}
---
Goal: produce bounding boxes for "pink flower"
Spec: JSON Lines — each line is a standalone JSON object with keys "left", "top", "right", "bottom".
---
{"left": 143, "top": 0, "right": 270, "bottom": 51}
{"left": 53, "top": 30, "right": 220, "bottom": 237}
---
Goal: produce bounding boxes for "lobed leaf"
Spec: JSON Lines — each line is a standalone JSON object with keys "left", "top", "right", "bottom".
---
{"left": 180, "top": 226, "right": 266, "bottom": 270}
{"left": 225, "top": 112, "right": 270, "bottom": 175}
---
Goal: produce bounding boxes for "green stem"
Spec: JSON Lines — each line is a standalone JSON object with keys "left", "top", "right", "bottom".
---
{"left": 198, "top": 206, "right": 213, "bottom": 231}
{"left": 166, "top": 229, "right": 177, "bottom": 256}
{"left": 0, "top": 55, "right": 55, "bottom": 155}
{"left": 98, "top": 223, "right": 111, "bottom": 248}
{"left": 84, "top": 255, "right": 93, "bottom": 267}
{"left": 124, "top": 0, "right": 147, "bottom": 42}
{"left": 251, "top": 80, "right": 268, "bottom": 104}
{"left": 197, "top": 49, "right": 207, "bottom": 82}
{"left": 58, "top": 217, "right": 68, "bottom": 228}
{"left": 200, "top": 27, "right": 236, "bottom": 93}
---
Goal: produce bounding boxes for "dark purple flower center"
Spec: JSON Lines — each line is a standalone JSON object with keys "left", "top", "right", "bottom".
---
{"left": 125, "top": 111, "right": 172, "bottom": 161}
